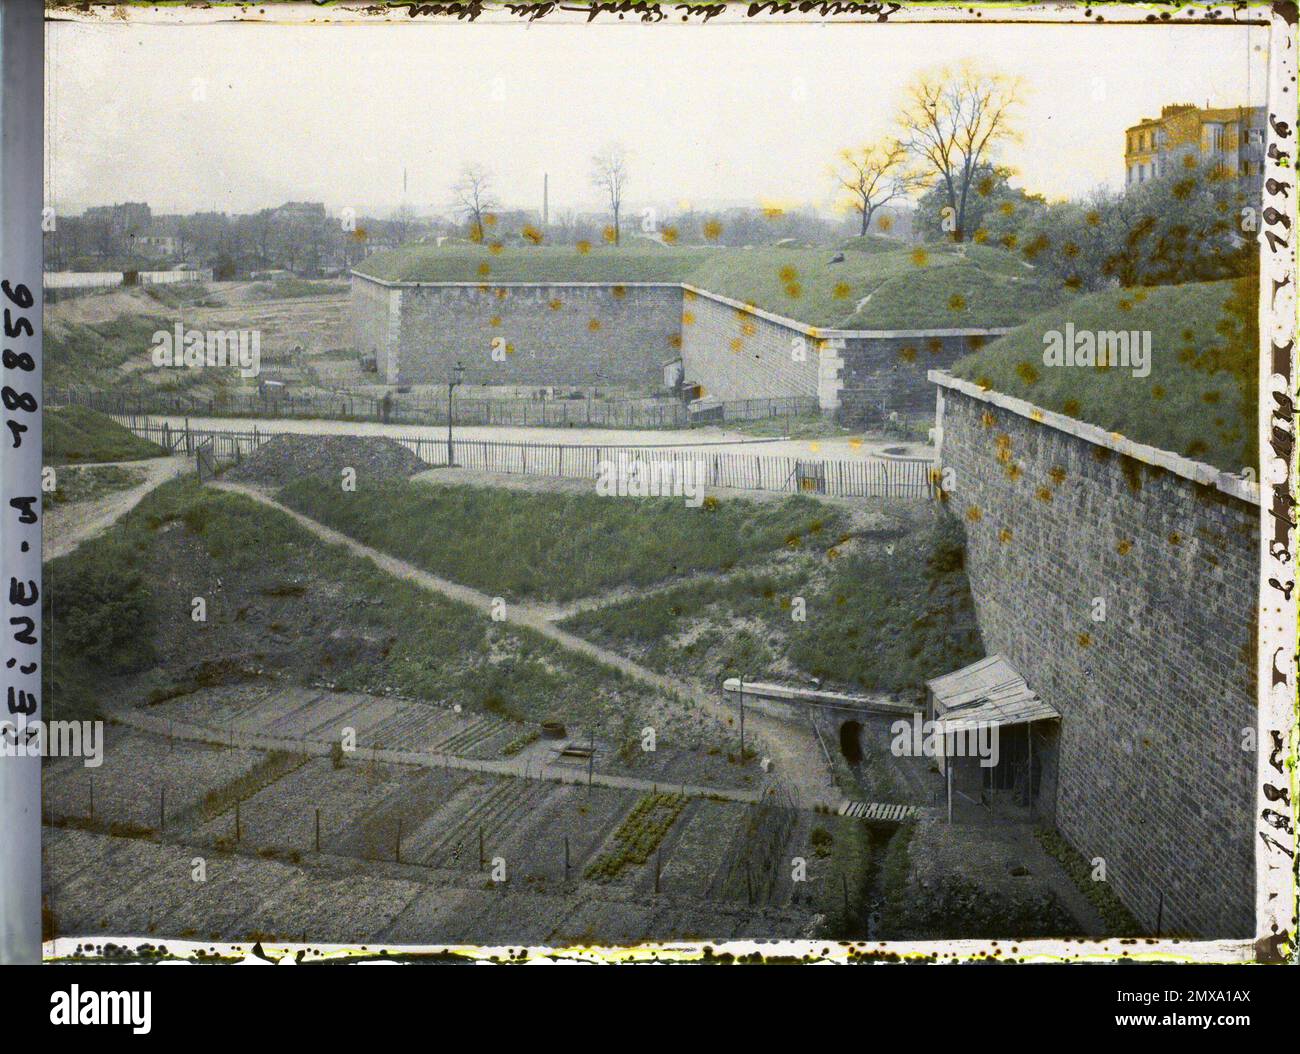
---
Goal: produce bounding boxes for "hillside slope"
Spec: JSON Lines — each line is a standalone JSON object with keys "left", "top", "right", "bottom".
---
{"left": 948, "top": 276, "right": 1257, "bottom": 473}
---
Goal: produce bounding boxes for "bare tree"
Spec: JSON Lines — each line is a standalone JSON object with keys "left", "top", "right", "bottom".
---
{"left": 898, "top": 63, "right": 1022, "bottom": 242}
{"left": 591, "top": 143, "right": 630, "bottom": 246}
{"left": 452, "top": 163, "right": 498, "bottom": 242}
{"left": 832, "top": 138, "right": 916, "bottom": 238}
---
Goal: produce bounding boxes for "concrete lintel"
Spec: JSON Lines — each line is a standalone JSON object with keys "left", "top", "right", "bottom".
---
{"left": 930, "top": 370, "right": 1260, "bottom": 507}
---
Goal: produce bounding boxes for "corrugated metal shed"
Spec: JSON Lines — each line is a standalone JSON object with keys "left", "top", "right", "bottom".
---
{"left": 926, "top": 654, "right": 1059, "bottom": 733}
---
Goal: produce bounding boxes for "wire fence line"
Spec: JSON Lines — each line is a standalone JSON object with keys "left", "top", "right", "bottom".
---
{"left": 113, "top": 416, "right": 937, "bottom": 500}
{"left": 52, "top": 385, "right": 819, "bottom": 431}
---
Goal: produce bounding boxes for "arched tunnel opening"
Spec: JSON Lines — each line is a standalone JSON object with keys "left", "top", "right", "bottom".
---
{"left": 839, "top": 719, "right": 863, "bottom": 766}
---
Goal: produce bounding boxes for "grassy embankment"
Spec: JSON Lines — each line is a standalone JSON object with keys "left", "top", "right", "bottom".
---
{"left": 44, "top": 405, "right": 165, "bottom": 465}
{"left": 279, "top": 477, "right": 845, "bottom": 603}
{"left": 949, "top": 275, "right": 1257, "bottom": 474}
{"left": 356, "top": 242, "right": 1069, "bottom": 331}
{"left": 561, "top": 512, "right": 981, "bottom": 698}
{"left": 43, "top": 477, "right": 693, "bottom": 747}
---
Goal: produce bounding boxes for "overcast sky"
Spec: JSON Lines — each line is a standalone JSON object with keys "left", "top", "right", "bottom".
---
{"left": 46, "top": 18, "right": 1268, "bottom": 218}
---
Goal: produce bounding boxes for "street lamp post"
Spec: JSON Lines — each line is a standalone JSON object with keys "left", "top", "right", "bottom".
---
{"left": 447, "top": 360, "right": 465, "bottom": 467}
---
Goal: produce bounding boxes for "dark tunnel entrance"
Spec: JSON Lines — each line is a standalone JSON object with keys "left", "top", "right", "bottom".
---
{"left": 839, "top": 720, "right": 863, "bottom": 765}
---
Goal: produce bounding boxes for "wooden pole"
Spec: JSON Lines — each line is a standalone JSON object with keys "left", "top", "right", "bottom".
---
{"left": 946, "top": 753, "right": 953, "bottom": 825}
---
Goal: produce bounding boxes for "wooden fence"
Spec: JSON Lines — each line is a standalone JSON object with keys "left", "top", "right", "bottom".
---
{"left": 118, "top": 417, "right": 936, "bottom": 500}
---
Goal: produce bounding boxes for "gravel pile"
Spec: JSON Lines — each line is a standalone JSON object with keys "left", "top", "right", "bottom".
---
{"left": 226, "top": 433, "right": 428, "bottom": 487}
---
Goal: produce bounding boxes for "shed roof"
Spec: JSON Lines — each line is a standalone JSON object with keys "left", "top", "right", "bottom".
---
{"left": 926, "top": 655, "right": 1059, "bottom": 733}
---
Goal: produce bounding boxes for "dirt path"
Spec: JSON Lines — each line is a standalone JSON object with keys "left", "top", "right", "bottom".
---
{"left": 212, "top": 480, "right": 841, "bottom": 808}
{"left": 44, "top": 456, "right": 189, "bottom": 562}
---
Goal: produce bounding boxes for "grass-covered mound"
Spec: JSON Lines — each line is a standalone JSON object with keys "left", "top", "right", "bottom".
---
{"left": 838, "top": 233, "right": 908, "bottom": 254}
{"left": 44, "top": 477, "right": 687, "bottom": 740}
{"left": 45, "top": 313, "right": 170, "bottom": 388}
{"left": 44, "top": 405, "right": 165, "bottom": 465}
{"left": 561, "top": 512, "right": 983, "bottom": 700}
{"left": 279, "top": 477, "right": 845, "bottom": 602}
{"left": 354, "top": 242, "right": 1068, "bottom": 331}
{"left": 948, "top": 276, "right": 1257, "bottom": 473}
{"left": 841, "top": 256, "right": 1068, "bottom": 330}
{"left": 357, "top": 244, "right": 708, "bottom": 284}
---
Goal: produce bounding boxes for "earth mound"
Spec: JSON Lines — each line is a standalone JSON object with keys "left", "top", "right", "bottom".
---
{"left": 226, "top": 433, "right": 428, "bottom": 487}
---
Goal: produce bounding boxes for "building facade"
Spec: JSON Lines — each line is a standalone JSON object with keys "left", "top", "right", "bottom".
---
{"left": 1125, "top": 103, "right": 1266, "bottom": 186}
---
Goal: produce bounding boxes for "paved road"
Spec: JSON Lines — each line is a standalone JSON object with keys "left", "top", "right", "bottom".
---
{"left": 141, "top": 413, "right": 935, "bottom": 463}
{"left": 212, "top": 480, "right": 843, "bottom": 808}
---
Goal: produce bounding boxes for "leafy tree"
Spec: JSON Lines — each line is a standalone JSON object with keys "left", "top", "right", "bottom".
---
{"left": 898, "top": 62, "right": 1023, "bottom": 242}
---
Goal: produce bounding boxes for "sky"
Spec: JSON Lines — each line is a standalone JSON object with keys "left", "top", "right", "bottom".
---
{"left": 46, "top": 17, "right": 1269, "bottom": 219}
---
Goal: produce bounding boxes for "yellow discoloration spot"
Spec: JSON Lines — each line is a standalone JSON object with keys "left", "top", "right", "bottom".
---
{"left": 1048, "top": 466, "right": 1067, "bottom": 485}
{"left": 477, "top": 263, "right": 491, "bottom": 277}
{"left": 808, "top": 442, "right": 821, "bottom": 453}
{"left": 972, "top": 228, "right": 989, "bottom": 244}
{"left": 741, "top": 321, "right": 757, "bottom": 337}
{"left": 1035, "top": 486, "right": 1053, "bottom": 502}
{"left": 899, "top": 346, "right": 917, "bottom": 363}
{"left": 612, "top": 285, "right": 627, "bottom": 299}
{"left": 1077, "top": 632, "right": 1092, "bottom": 647}
{"left": 981, "top": 411, "right": 995, "bottom": 429}
{"left": 730, "top": 337, "right": 744, "bottom": 353}
{"left": 785, "top": 282, "right": 802, "bottom": 299}
{"left": 495, "top": 288, "right": 508, "bottom": 300}
{"left": 576, "top": 240, "right": 592, "bottom": 254}
{"left": 703, "top": 219, "right": 723, "bottom": 240}
{"left": 966, "top": 506, "right": 982, "bottom": 522}
{"left": 684, "top": 289, "right": 697, "bottom": 302}
{"left": 998, "top": 528, "right": 1013, "bottom": 544}
{"left": 849, "top": 438, "right": 863, "bottom": 450}
{"left": 489, "top": 242, "right": 504, "bottom": 255}
{"left": 483, "top": 213, "right": 497, "bottom": 227}
{"left": 1005, "top": 464, "right": 1022, "bottom": 481}
{"left": 669, "top": 334, "right": 682, "bottom": 349}
{"left": 910, "top": 248, "right": 929, "bottom": 267}
{"left": 602, "top": 225, "right": 618, "bottom": 244}
{"left": 948, "top": 294, "right": 966, "bottom": 311}
{"left": 588, "top": 319, "right": 602, "bottom": 332}
{"left": 522, "top": 224, "right": 543, "bottom": 245}
{"left": 549, "top": 299, "right": 563, "bottom": 311}
{"left": 778, "top": 265, "right": 798, "bottom": 283}
{"left": 1030, "top": 409, "right": 1045, "bottom": 422}
{"left": 833, "top": 282, "right": 851, "bottom": 299}
{"left": 489, "top": 316, "right": 501, "bottom": 327}
{"left": 1116, "top": 539, "right": 1132, "bottom": 556}
{"left": 682, "top": 311, "right": 695, "bottom": 326}
{"left": 1168, "top": 532, "right": 1181, "bottom": 546}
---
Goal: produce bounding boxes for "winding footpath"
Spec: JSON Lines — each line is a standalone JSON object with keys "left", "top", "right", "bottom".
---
{"left": 211, "top": 480, "right": 842, "bottom": 808}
